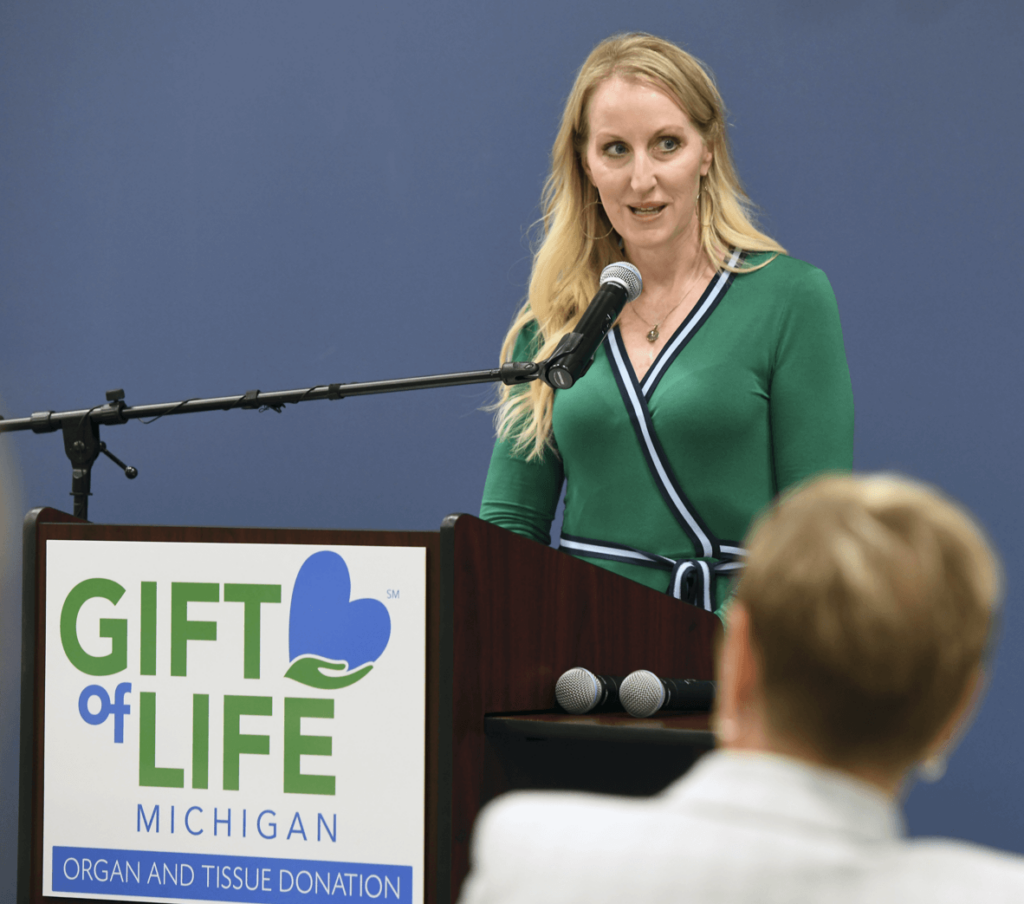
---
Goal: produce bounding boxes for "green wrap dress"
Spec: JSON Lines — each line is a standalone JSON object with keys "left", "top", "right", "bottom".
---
{"left": 480, "top": 252, "right": 854, "bottom": 614}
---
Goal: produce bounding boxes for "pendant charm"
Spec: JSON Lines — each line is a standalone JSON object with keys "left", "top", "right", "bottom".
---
{"left": 646, "top": 327, "right": 659, "bottom": 343}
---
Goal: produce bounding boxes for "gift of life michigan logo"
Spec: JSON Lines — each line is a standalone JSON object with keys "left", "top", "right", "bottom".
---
{"left": 285, "top": 551, "right": 392, "bottom": 690}
{"left": 64, "top": 550, "right": 391, "bottom": 794}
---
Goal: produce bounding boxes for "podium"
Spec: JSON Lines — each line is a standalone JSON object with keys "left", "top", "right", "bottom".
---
{"left": 20, "top": 508, "right": 717, "bottom": 904}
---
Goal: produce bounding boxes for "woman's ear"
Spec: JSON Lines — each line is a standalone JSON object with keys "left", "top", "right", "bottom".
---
{"left": 580, "top": 149, "right": 595, "bottom": 187}
{"left": 924, "top": 667, "right": 986, "bottom": 765}
{"left": 700, "top": 141, "right": 713, "bottom": 177}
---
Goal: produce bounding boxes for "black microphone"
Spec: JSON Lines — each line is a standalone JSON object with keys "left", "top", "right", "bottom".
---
{"left": 619, "top": 670, "right": 716, "bottom": 718}
{"left": 554, "top": 667, "right": 625, "bottom": 714}
{"left": 540, "top": 262, "right": 642, "bottom": 389}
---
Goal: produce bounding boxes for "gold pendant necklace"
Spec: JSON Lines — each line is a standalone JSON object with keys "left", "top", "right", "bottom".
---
{"left": 631, "top": 264, "right": 706, "bottom": 343}
{"left": 632, "top": 308, "right": 677, "bottom": 343}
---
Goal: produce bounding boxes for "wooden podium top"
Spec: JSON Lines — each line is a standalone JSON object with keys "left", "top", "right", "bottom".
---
{"left": 484, "top": 712, "right": 714, "bottom": 747}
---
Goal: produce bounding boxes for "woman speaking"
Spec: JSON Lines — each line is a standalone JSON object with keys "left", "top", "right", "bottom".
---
{"left": 480, "top": 33, "right": 853, "bottom": 615}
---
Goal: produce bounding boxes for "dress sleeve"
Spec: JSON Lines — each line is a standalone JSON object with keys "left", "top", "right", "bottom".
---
{"left": 478, "top": 322, "right": 565, "bottom": 545}
{"left": 769, "top": 265, "right": 855, "bottom": 493}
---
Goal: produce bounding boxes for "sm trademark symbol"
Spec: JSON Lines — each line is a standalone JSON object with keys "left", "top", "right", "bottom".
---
{"left": 386, "top": 589, "right": 400, "bottom": 599}
{"left": 79, "top": 682, "right": 132, "bottom": 743}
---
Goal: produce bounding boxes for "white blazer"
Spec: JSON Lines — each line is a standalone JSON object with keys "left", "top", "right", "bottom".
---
{"left": 459, "top": 750, "right": 1024, "bottom": 904}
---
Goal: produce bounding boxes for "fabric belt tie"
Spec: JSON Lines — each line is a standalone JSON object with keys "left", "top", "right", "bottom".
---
{"left": 668, "top": 557, "right": 745, "bottom": 611}
{"left": 671, "top": 559, "right": 713, "bottom": 610}
{"left": 559, "top": 533, "right": 745, "bottom": 613}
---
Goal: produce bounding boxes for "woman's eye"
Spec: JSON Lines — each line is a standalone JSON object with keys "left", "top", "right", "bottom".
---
{"left": 657, "top": 136, "right": 679, "bottom": 152}
{"left": 603, "top": 142, "right": 628, "bottom": 157}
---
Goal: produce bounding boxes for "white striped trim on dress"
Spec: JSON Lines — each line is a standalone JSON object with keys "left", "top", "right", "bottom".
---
{"left": 560, "top": 533, "right": 746, "bottom": 610}
{"left": 561, "top": 535, "right": 746, "bottom": 569}
{"left": 606, "top": 330, "right": 715, "bottom": 558}
{"left": 559, "top": 536, "right": 665, "bottom": 566}
{"left": 639, "top": 247, "right": 742, "bottom": 397}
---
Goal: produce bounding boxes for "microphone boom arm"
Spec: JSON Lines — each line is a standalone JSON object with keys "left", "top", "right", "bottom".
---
{"left": 2, "top": 261, "right": 642, "bottom": 519}
{"left": 0, "top": 361, "right": 541, "bottom": 521}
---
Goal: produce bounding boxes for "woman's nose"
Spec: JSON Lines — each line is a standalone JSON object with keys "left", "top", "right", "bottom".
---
{"left": 630, "top": 152, "right": 657, "bottom": 194}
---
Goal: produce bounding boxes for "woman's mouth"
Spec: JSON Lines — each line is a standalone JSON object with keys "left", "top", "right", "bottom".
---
{"left": 630, "top": 205, "right": 666, "bottom": 216}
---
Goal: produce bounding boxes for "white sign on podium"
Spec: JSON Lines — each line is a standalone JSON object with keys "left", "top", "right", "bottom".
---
{"left": 43, "top": 540, "right": 426, "bottom": 904}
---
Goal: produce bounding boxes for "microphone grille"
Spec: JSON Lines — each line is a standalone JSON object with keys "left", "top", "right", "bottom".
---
{"left": 600, "top": 262, "right": 643, "bottom": 303}
{"left": 620, "top": 670, "right": 666, "bottom": 718}
{"left": 555, "top": 667, "right": 602, "bottom": 714}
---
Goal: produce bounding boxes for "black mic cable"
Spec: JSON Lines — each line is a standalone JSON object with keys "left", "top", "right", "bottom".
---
{"left": 619, "top": 670, "right": 716, "bottom": 718}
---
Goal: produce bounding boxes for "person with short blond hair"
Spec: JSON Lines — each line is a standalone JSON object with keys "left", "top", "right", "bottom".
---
{"left": 461, "top": 474, "right": 1024, "bottom": 904}
{"left": 727, "top": 474, "right": 999, "bottom": 786}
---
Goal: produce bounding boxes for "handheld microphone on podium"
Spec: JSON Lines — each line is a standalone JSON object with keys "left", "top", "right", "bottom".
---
{"left": 540, "top": 262, "right": 642, "bottom": 389}
{"left": 555, "top": 667, "right": 625, "bottom": 714}
{"left": 619, "top": 670, "right": 716, "bottom": 718}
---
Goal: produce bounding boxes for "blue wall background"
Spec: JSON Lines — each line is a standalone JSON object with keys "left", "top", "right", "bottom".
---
{"left": 1, "top": 0, "right": 1022, "bottom": 895}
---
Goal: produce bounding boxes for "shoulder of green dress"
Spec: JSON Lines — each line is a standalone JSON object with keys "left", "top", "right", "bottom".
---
{"left": 734, "top": 252, "right": 836, "bottom": 306}
{"left": 737, "top": 251, "right": 828, "bottom": 278}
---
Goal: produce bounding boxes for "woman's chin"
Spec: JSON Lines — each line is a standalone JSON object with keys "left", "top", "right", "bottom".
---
{"left": 620, "top": 231, "right": 687, "bottom": 259}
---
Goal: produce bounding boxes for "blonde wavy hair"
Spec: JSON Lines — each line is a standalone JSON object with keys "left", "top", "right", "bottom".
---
{"left": 496, "top": 32, "right": 786, "bottom": 459}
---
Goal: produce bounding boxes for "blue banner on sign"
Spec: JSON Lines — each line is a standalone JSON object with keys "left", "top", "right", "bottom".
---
{"left": 52, "top": 847, "right": 411, "bottom": 902}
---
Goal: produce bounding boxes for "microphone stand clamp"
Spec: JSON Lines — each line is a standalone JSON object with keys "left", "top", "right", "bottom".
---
{"left": 54, "top": 389, "right": 138, "bottom": 521}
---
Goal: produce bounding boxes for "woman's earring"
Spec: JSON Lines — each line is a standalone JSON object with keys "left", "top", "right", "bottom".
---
{"left": 918, "top": 753, "right": 948, "bottom": 783}
{"left": 582, "top": 199, "right": 615, "bottom": 242}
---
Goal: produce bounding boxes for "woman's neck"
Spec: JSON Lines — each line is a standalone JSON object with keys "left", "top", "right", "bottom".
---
{"left": 623, "top": 228, "right": 711, "bottom": 295}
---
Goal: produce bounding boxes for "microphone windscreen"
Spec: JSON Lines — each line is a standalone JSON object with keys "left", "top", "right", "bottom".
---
{"left": 620, "top": 670, "right": 666, "bottom": 718}
{"left": 555, "top": 667, "right": 602, "bottom": 714}
{"left": 599, "top": 262, "right": 643, "bottom": 303}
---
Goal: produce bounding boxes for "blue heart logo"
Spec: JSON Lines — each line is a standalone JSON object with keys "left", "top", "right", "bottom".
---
{"left": 285, "top": 551, "right": 391, "bottom": 689}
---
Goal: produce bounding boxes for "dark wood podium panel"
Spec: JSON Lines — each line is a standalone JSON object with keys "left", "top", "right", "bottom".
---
{"left": 443, "top": 513, "right": 718, "bottom": 900}
{"left": 483, "top": 713, "right": 714, "bottom": 805}
{"left": 483, "top": 718, "right": 711, "bottom": 802}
